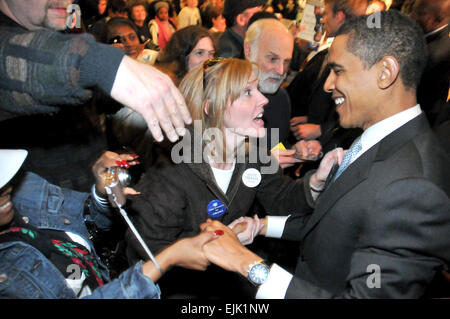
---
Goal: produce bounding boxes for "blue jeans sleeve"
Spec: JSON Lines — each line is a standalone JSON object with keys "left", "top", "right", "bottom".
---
{"left": 83, "top": 261, "right": 161, "bottom": 299}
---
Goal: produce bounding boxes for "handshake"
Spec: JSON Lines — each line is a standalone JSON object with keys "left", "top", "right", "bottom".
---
{"left": 149, "top": 217, "right": 266, "bottom": 283}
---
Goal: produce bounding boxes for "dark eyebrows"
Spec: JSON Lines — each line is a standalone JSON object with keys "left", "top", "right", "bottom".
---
{"left": 327, "top": 62, "right": 344, "bottom": 70}
{"left": 266, "top": 52, "right": 291, "bottom": 63}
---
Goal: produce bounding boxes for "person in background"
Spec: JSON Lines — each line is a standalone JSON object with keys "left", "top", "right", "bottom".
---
{"left": 208, "top": 4, "right": 226, "bottom": 33}
{"left": 88, "top": 0, "right": 128, "bottom": 40}
{"left": 79, "top": 0, "right": 109, "bottom": 30}
{"left": 148, "top": 0, "right": 177, "bottom": 49}
{"left": 244, "top": 18, "right": 322, "bottom": 171}
{"left": 218, "top": 0, "right": 263, "bottom": 58}
{"left": 409, "top": 0, "right": 450, "bottom": 128}
{"left": 156, "top": 25, "right": 215, "bottom": 85}
{"left": 178, "top": 0, "right": 202, "bottom": 28}
{"left": 0, "top": 149, "right": 220, "bottom": 298}
{"left": 102, "top": 17, "right": 159, "bottom": 64}
{"left": 127, "top": 0, "right": 153, "bottom": 45}
{"left": 205, "top": 4, "right": 226, "bottom": 49}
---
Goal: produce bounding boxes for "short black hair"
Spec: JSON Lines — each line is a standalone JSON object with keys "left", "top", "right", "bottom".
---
{"left": 107, "top": 0, "right": 128, "bottom": 14}
{"left": 247, "top": 11, "right": 277, "bottom": 28}
{"left": 336, "top": 10, "right": 428, "bottom": 90}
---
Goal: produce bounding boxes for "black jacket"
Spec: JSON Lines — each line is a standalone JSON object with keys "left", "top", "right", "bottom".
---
{"left": 125, "top": 131, "right": 313, "bottom": 259}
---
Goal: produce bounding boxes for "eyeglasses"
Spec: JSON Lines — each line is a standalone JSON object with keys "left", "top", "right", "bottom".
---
{"left": 203, "top": 57, "right": 224, "bottom": 90}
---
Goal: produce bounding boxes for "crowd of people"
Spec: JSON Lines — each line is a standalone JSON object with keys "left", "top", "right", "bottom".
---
{"left": 0, "top": 0, "right": 449, "bottom": 300}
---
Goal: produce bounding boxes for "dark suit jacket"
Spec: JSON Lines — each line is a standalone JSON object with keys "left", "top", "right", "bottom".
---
{"left": 281, "top": 114, "right": 450, "bottom": 298}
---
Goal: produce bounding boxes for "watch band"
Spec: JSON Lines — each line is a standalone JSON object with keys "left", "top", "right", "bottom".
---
{"left": 247, "top": 259, "right": 270, "bottom": 286}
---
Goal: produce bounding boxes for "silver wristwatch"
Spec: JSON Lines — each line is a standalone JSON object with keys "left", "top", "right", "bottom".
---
{"left": 247, "top": 260, "right": 270, "bottom": 286}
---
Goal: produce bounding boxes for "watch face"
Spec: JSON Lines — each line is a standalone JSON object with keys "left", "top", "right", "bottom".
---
{"left": 249, "top": 263, "right": 269, "bottom": 285}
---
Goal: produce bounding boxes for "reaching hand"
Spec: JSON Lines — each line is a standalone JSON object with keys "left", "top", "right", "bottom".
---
{"left": 142, "top": 230, "right": 221, "bottom": 283}
{"left": 228, "top": 215, "right": 264, "bottom": 245}
{"left": 310, "top": 147, "right": 346, "bottom": 190}
{"left": 110, "top": 56, "right": 192, "bottom": 143}
{"left": 92, "top": 151, "right": 140, "bottom": 197}
{"left": 293, "top": 140, "right": 323, "bottom": 161}
{"left": 163, "top": 230, "right": 221, "bottom": 271}
{"left": 271, "top": 148, "right": 302, "bottom": 169}
{"left": 290, "top": 123, "right": 321, "bottom": 140}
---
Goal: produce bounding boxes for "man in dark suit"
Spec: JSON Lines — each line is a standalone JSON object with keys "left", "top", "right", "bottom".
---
{"left": 200, "top": 10, "right": 450, "bottom": 298}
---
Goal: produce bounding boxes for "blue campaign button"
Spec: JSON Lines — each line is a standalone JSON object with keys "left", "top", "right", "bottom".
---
{"left": 206, "top": 200, "right": 226, "bottom": 218}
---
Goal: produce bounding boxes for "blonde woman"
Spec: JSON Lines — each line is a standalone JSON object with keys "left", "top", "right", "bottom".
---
{"left": 125, "top": 58, "right": 325, "bottom": 298}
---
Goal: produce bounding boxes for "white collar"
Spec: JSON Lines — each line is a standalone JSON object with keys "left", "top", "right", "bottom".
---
{"left": 360, "top": 104, "right": 422, "bottom": 153}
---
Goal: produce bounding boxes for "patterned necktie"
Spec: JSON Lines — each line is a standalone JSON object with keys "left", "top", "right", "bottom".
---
{"left": 332, "top": 137, "right": 362, "bottom": 182}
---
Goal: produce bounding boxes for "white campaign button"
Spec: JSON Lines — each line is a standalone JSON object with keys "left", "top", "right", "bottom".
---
{"left": 242, "top": 168, "right": 261, "bottom": 188}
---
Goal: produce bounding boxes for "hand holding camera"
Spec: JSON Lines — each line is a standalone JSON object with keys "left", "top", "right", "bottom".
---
{"left": 92, "top": 151, "right": 140, "bottom": 206}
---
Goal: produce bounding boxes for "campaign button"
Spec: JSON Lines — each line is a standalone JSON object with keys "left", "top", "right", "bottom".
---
{"left": 207, "top": 199, "right": 226, "bottom": 218}
{"left": 242, "top": 168, "right": 261, "bottom": 188}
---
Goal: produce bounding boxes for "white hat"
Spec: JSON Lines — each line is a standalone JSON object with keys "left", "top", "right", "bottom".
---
{"left": 0, "top": 149, "right": 28, "bottom": 189}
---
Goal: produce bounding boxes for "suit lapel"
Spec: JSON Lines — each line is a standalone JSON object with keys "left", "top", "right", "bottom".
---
{"left": 298, "top": 144, "right": 377, "bottom": 240}
{"left": 298, "top": 114, "right": 430, "bottom": 241}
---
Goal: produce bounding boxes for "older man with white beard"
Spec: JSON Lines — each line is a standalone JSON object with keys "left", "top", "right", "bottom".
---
{"left": 244, "top": 18, "right": 322, "bottom": 170}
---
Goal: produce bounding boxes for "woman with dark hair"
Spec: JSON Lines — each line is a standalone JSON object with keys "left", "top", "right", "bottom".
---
{"left": 156, "top": 25, "right": 215, "bottom": 85}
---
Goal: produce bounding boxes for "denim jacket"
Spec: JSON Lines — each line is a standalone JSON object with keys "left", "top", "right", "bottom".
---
{"left": 0, "top": 172, "right": 161, "bottom": 299}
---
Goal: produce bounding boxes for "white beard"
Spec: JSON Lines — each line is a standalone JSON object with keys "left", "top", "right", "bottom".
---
{"left": 258, "top": 70, "right": 286, "bottom": 94}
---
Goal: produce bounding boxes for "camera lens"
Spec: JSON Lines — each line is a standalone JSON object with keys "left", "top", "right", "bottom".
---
{"left": 109, "top": 36, "right": 122, "bottom": 44}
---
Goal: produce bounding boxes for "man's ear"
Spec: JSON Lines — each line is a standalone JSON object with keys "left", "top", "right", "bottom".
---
{"left": 336, "top": 11, "right": 346, "bottom": 25}
{"left": 377, "top": 56, "right": 399, "bottom": 89}
{"left": 236, "top": 13, "right": 246, "bottom": 28}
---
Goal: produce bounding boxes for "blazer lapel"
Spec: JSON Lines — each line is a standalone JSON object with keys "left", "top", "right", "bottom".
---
{"left": 298, "top": 144, "right": 377, "bottom": 240}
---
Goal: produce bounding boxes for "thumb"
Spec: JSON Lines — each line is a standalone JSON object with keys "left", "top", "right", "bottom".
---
{"left": 196, "top": 229, "right": 222, "bottom": 246}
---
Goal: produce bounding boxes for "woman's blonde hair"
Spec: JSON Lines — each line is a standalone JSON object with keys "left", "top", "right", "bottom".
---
{"left": 178, "top": 58, "right": 259, "bottom": 161}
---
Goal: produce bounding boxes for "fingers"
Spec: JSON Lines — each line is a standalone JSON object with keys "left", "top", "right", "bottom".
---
{"left": 168, "top": 81, "right": 192, "bottom": 126}
{"left": 123, "top": 187, "right": 141, "bottom": 196}
{"left": 290, "top": 116, "right": 307, "bottom": 126}
{"left": 196, "top": 229, "right": 223, "bottom": 245}
{"left": 337, "top": 148, "right": 346, "bottom": 165}
{"left": 280, "top": 156, "right": 302, "bottom": 165}
{"left": 232, "top": 221, "right": 248, "bottom": 235}
{"left": 149, "top": 73, "right": 191, "bottom": 142}
{"left": 111, "top": 58, "right": 192, "bottom": 143}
